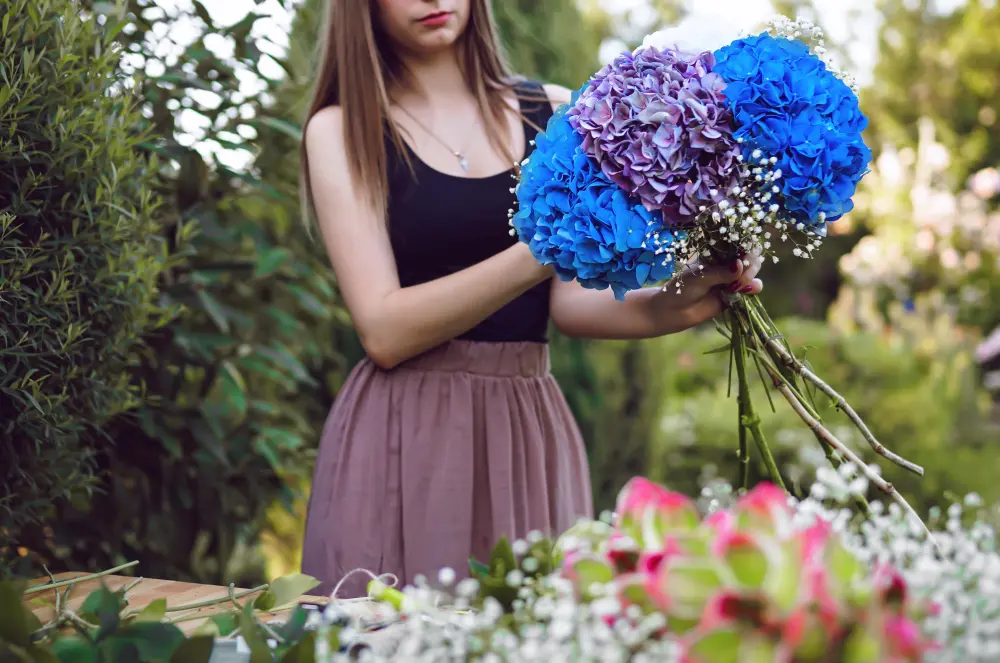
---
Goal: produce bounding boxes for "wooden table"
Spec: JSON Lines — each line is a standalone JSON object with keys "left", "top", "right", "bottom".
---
{"left": 23, "top": 573, "right": 332, "bottom": 636}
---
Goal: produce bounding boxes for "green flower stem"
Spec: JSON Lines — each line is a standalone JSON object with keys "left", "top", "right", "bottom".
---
{"left": 730, "top": 305, "right": 786, "bottom": 491}
{"left": 168, "top": 610, "right": 228, "bottom": 626}
{"left": 760, "top": 359, "right": 938, "bottom": 552}
{"left": 738, "top": 396, "right": 751, "bottom": 491}
{"left": 737, "top": 317, "right": 873, "bottom": 518}
{"left": 731, "top": 315, "right": 751, "bottom": 491}
{"left": 23, "top": 560, "right": 140, "bottom": 596}
{"left": 743, "top": 298, "right": 925, "bottom": 477}
{"left": 164, "top": 584, "right": 268, "bottom": 613}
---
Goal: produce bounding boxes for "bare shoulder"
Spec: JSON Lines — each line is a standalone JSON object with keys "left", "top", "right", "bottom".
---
{"left": 304, "top": 105, "right": 345, "bottom": 154}
{"left": 542, "top": 83, "right": 573, "bottom": 112}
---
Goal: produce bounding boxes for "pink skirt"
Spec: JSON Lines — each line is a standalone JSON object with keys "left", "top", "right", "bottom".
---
{"left": 301, "top": 340, "right": 593, "bottom": 598}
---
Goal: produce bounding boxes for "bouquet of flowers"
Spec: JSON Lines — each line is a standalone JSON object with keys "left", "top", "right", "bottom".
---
{"left": 511, "top": 16, "right": 930, "bottom": 534}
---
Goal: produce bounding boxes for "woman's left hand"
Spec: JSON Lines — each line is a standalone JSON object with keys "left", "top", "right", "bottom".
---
{"left": 649, "top": 253, "right": 764, "bottom": 331}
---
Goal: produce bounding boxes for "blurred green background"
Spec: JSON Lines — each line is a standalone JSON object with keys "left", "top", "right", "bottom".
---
{"left": 1, "top": 0, "right": 998, "bottom": 585}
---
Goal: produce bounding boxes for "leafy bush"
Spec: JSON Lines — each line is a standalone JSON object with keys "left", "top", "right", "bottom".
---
{"left": 11, "top": 0, "right": 359, "bottom": 585}
{"left": 0, "top": 0, "right": 166, "bottom": 544}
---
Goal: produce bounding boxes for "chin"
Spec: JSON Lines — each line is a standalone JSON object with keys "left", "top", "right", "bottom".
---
{"left": 416, "top": 31, "right": 461, "bottom": 52}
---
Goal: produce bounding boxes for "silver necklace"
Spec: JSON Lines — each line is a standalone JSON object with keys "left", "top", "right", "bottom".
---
{"left": 396, "top": 105, "right": 471, "bottom": 173}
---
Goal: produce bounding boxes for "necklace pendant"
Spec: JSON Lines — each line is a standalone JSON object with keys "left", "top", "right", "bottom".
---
{"left": 457, "top": 154, "right": 470, "bottom": 174}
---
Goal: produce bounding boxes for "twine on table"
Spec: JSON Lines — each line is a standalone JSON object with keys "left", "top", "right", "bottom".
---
{"left": 329, "top": 568, "right": 400, "bottom": 604}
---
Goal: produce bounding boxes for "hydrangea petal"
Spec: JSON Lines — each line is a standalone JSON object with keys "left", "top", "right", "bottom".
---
{"left": 512, "top": 106, "right": 682, "bottom": 300}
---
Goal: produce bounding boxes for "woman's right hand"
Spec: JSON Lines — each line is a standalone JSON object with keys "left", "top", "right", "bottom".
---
{"left": 306, "top": 108, "right": 554, "bottom": 370}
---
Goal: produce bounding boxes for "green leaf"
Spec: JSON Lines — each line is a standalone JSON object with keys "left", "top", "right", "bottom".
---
{"left": 278, "top": 633, "right": 317, "bottom": 663}
{"left": 617, "top": 576, "right": 657, "bottom": 613}
{"left": 237, "top": 604, "right": 275, "bottom": 663}
{"left": 257, "top": 345, "right": 317, "bottom": 386}
{"left": 826, "top": 540, "right": 866, "bottom": 588}
{"left": 267, "top": 573, "right": 320, "bottom": 608}
{"left": 98, "top": 637, "right": 141, "bottom": 663}
{"left": 79, "top": 587, "right": 123, "bottom": 640}
{"left": 218, "top": 361, "right": 249, "bottom": 418}
{"left": 251, "top": 116, "right": 303, "bottom": 142}
{"left": 685, "top": 627, "right": 741, "bottom": 663}
{"left": 489, "top": 537, "right": 518, "bottom": 578}
{"left": 169, "top": 636, "right": 215, "bottom": 663}
{"left": 192, "top": 618, "right": 220, "bottom": 638}
{"left": 134, "top": 598, "right": 167, "bottom": 623}
{"left": 765, "top": 550, "right": 801, "bottom": 613}
{"left": 702, "top": 343, "right": 734, "bottom": 355}
{"left": 196, "top": 289, "right": 230, "bottom": 333}
{"left": 252, "top": 590, "right": 277, "bottom": 612}
{"left": 252, "top": 436, "right": 283, "bottom": 473}
{"left": 468, "top": 558, "right": 490, "bottom": 579}
{"left": 0, "top": 580, "right": 33, "bottom": 646}
{"left": 285, "top": 285, "right": 330, "bottom": 318}
{"left": 739, "top": 636, "right": 781, "bottom": 663}
{"left": 567, "top": 557, "right": 615, "bottom": 600}
{"left": 663, "top": 559, "right": 725, "bottom": 617}
{"left": 91, "top": 2, "right": 119, "bottom": 14}
{"left": 211, "top": 613, "right": 238, "bottom": 637}
{"left": 255, "top": 428, "right": 304, "bottom": 451}
{"left": 724, "top": 542, "right": 770, "bottom": 589}
{"left": 841, "top": 624, "right": 883, "bottom": 663}
{"left": 255, "top": 247, "right": 290, "bottom": 278}
{"left": 51, "top": 638, "right": 99, "bottom": 663}
{"left": 117, "top": 622, "right": 185, "bottom": 659}
{"left": 276, "top": 606, "right": 310, "bottom": 643}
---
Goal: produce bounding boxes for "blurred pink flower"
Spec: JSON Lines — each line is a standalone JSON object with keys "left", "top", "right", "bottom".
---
{"left": 733, "top": 482, "right": 793, "bottom": 532}
{"left": 884, "top": 615, "right": 931, "bottom": 661}
{"left": 614, "top": 477, "right": 700, "bottom": 550}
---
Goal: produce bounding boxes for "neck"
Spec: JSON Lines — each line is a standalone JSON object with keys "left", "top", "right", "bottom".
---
{"left": 393, "top": 46, "right": 470, "bottom": 106}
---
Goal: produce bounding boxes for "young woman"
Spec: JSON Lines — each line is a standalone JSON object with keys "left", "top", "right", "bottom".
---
{"left": 300, "top": 0, "right": 763, "bottom": 597}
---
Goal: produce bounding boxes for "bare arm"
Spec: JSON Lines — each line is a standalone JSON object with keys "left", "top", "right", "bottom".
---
{"left": 306, "top": 107, "right": 552, "bottom": 369}
{"left": 540, "top": 84, "right": 763, "bottom": 339}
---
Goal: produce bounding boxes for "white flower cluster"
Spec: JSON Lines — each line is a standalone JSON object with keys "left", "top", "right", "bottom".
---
{"left": 340, "top": 559, "right": 681, "bottom": 663}
{"left": 792, "top": 469, "right": 1000, "bottom": 663}
{"left": 642, "top": 220, "right": 688, "bottom": 274}
{"left": 667, "top": 144, "right": 827, "bottom": 289}
{"left": 307, "top": 468, "right": 1000, "bottom": 663}
{"left": 765, "top": 15, "right": 859, "bottom": 94}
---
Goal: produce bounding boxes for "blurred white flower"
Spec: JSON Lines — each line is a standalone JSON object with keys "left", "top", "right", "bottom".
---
{"left": 969, "top": 167, "right": 1000, "bottom": 200}
{"left": 940, "top": 247, "right": 961, "bottom": 270}
{"left": 639, "top": 13, "right": 747, "bottom": 56}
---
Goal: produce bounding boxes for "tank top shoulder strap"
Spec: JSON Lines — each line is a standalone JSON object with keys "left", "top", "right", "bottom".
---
{"left": 512, "top": 79, "right": 555, "bottom": 134}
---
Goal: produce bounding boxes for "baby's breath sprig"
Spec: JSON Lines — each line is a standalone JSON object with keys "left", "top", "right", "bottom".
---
{"left": 764, "top": 16, "right": 859, "bottom": 93}
{"left": 661, "top": 142, "right": 826, "bottom": 298}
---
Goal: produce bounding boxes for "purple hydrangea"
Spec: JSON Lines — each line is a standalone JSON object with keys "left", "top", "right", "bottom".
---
{"left": 567, "top": 47, "right": 743, "bottom": 227}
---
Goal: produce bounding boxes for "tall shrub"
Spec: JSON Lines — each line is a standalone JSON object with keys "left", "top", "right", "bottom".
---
{"left": 13, "top": 0, "right": 358, "bottom": 585}
{"left": 0, "top": 0, "right": 166, "bottom": 555}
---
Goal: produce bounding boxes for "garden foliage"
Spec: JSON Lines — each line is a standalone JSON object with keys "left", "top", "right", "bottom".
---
{"left": 7, "top": 0, "right": 359, "bottom": 584}
{"left": 0, "top": 0, "right": 167, "bottom": 540}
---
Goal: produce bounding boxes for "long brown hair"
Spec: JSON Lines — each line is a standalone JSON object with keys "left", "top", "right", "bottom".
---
{"left": 301, "top": 0, "right": 524, "bottom": 224}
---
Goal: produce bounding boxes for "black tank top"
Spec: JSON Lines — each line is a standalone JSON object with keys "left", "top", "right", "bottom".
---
{"left": 387, "top": 80, "right": 554, "bottom": 343}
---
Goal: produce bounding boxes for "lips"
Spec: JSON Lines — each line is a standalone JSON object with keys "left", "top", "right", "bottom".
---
{"left": 417, "top": 10, "right": 452, "bottom": 26}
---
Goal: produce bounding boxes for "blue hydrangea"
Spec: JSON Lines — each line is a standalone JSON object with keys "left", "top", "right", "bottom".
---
{"left": 512, "top": 105, "right": 681, "bottom": 301}
{"left": 713, "top": 33, "right": 872, "bottom": 227}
